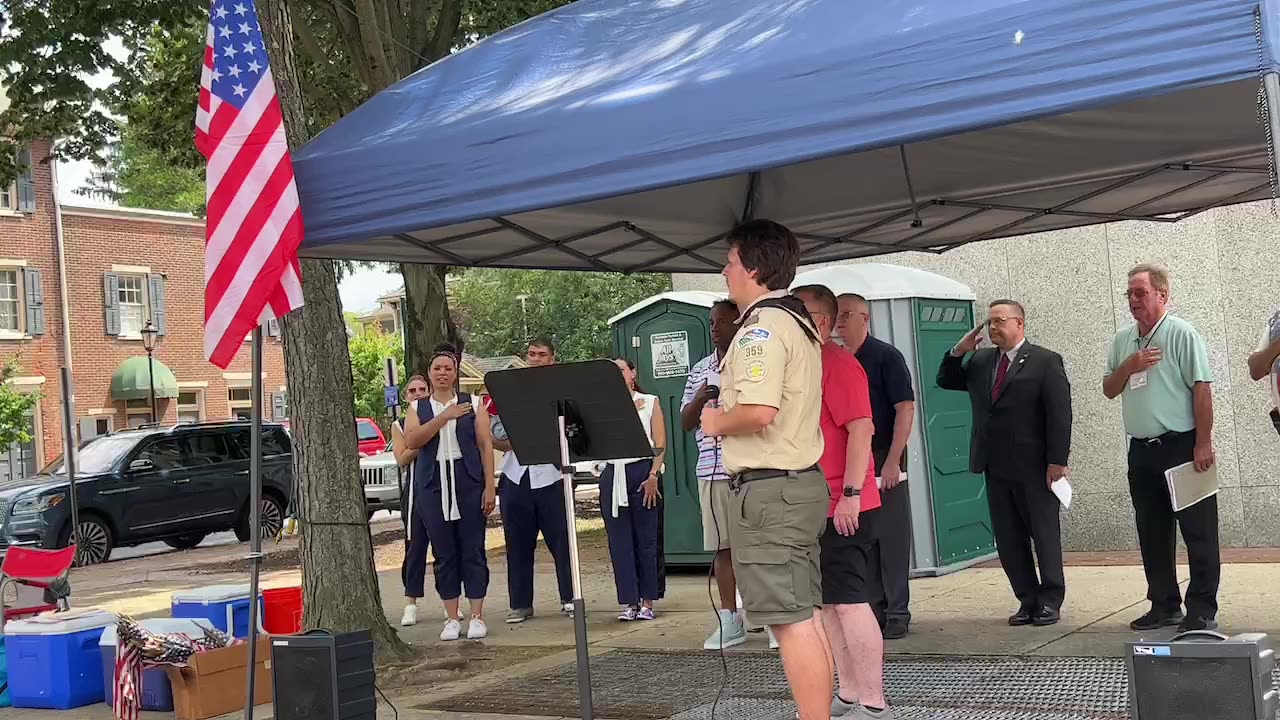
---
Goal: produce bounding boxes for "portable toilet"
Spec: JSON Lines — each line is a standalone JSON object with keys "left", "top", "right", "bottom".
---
{"left": 610, "top": 291, "right": 727, "bottom": 567}
{"left": 791, "top": 264, "right": 995, "bottom": 575}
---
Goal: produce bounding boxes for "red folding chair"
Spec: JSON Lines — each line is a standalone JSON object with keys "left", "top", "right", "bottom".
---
{"left": 1, "top": 546, "right": 76, "bottom": 623}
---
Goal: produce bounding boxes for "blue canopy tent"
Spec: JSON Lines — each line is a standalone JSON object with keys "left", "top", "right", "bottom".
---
{"left": 293, "top": 0, "right": 1280, "bottom": 273}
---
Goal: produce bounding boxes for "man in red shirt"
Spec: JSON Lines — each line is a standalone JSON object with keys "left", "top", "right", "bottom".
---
{"left": 793, "top": 284, "right": 891, "bottom": 720}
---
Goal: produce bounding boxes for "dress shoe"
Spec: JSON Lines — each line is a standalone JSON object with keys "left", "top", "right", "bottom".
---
{"left": 1032, "top": 606, "right": 1060, "bottom": 626}
{"left": 1008, "top": 607, "right": 1034, "bottom": 626}
{"left": 1177, "top": 616, "right": 1217, "bottom": 632}
{"left": 1130, "top": 608, "right": 1184, "bottom": 632}
{"left": 882, "top": 618, "right": 909, "bottom": 639}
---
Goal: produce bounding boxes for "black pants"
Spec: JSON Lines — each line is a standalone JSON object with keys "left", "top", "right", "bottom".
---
{"left": 1128, "top": 431, "right": 1220, "bottom": 619}
{"left": 985, "top": 470, "right": 1065, "bottom": 611}
{"left": 867, "top": 447, "right": 912, "bottom": 625}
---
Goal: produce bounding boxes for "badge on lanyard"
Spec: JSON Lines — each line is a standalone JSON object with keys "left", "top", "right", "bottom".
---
{"left": 1129, "top": 371, "right": 1148, "bottom": 390}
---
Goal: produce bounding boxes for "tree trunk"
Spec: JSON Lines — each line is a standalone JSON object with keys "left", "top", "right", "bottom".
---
{"left": 402, "top": 263, "right": 460, "bottom": 376}
{"left": 258, "top": 0, "right": 410, "bottom": 662}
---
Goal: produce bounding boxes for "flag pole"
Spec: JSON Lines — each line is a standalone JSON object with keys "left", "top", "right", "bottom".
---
{"left": 244, "top": 326, "right": 264, "bottom": 719}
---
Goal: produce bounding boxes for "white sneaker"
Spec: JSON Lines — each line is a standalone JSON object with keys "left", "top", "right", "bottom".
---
{"left": 561, "top": 602, "right": 575, "bottom": 617}
{"left": 400, "top": 604, "right": 418, "bottom": 627}
{"left": 440, "top": 618, "right": 462, "bottom": 641}
{"left": 467, "top": 617, "right": 488, "bottom": 639}
{"left": 704, "top": 610, "right": 747, "bottom": 650}
{"left": 767, "top": 627, "right": 779, "bottom": 650}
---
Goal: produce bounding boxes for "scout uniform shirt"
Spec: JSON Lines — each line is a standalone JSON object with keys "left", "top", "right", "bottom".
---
{"left": 719, "top": 291, "right": 824, "bottom": 474}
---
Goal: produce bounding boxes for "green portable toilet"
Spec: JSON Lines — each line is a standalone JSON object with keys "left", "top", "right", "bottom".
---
{"left": 792, "top": 264, "right": 996, "bottom": 575}
{"left": 610, "top": 291, "right": 727, "bottom": 567}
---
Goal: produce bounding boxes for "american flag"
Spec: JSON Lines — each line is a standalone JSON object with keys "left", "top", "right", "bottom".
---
{"left": 196, "top": 0, "right": 304, "bottom": 369}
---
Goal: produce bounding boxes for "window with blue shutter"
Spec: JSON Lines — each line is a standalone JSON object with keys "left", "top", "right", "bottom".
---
{"left": 16, "top": 146, "right": 36, "bottom": 213}
{"left": 148, "top": 274, "right": 167, "bottom": 335}
{"left": 23, "top": 268, "right": 44, "bottom": 336}
{"left": 103, "top": 273, "right": 121, "bottom": 336}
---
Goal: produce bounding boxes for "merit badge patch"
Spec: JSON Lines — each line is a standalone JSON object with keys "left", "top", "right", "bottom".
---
{"left": 745, "top": 360, "right": 768, "bottom": 382}
{"left": 737, "top": 327, "right": 772, "bottom": 348}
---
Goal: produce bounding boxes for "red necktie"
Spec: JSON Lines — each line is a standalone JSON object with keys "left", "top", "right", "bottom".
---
{"left": 992, "top": 353, "right": 1011, "bottom": 401}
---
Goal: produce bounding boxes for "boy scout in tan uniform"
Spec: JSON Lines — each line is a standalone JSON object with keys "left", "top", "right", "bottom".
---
{"left": 700, "top": 219, "right": 833, "bottom": 720}
{"left": 720, "top": 292, "right": 828, "bottom": 623}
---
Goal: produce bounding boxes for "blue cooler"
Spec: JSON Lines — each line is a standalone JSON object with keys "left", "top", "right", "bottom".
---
{"left": 1, "top": 638, "right": 10, "bottom": 707}
{"left": 3, "top": 610, "right": 116, "bottom": 709}
{"left": 99, "top": 617, "right": 208, "bottom": 712}
{"left": 170, "top": 584, "right": 263, "bottom": 639}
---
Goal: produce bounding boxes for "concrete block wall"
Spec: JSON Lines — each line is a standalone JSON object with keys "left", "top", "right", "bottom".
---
{"left": 672, "top": 202, "right": 1280, "bottom": 550}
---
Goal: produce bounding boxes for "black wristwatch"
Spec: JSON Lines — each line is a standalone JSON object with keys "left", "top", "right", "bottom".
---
{"left": 842, "top": 486, "right": 860, "bottom": 497}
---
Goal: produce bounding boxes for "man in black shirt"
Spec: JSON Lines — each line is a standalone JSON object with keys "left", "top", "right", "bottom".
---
{"left": 836, "top": 293, "right": 916, "bottom": 639}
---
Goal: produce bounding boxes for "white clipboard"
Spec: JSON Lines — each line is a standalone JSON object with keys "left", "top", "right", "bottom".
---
{"left": 1164, "top": 461, "right": 1219, "bottom": 512}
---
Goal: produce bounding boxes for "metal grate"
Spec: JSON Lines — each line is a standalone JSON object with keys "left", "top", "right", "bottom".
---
{"left": 418, "top": 649, "right": 1280, "bottom": 720}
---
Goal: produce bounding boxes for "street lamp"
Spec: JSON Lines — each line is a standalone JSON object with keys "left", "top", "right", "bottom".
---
{"left": 515, "top": 294, "right": 530, "bottom": 341}
{"left": 141, "top": 320, "right": 159, "bottom": 422}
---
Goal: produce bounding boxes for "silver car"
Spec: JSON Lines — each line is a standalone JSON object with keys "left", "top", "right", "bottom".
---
{"left": 360, "top": 439, "right": 402, "bottom": 519}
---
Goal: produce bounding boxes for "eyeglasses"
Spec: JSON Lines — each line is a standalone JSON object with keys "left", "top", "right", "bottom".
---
{"left": 1124, "top": 288, "right": 1160, "bottom": 300}
{"left": 836, "top": 311, "right": 868, "bottom": 322}
{"left": 988, "top": 317, "right": 1021, "bottom": 326}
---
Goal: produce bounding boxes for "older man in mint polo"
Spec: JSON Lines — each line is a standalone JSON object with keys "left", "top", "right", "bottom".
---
{"left": 1103, "top": 263, "right": 1218, "bottom": 633}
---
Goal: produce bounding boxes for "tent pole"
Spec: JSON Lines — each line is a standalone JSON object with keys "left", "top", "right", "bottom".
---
{"left": 243, "top": 327, "right": 264, "bottom": 720}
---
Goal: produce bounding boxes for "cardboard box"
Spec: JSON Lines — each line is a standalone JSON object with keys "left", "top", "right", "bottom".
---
{"left": 164, "top": 638, "right": 273, "bottom": 720}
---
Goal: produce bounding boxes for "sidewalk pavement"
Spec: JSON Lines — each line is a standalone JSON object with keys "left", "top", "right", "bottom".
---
{"left": 15, "top": 552, "right": 1280, "bottom": 720}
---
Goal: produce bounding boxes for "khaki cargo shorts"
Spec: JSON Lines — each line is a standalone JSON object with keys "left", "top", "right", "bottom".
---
{"left": 699, "top": 479, "right": 733, "bottom": 551}
{"left": 728, "top": 467, "right": 830, "bottom": 627}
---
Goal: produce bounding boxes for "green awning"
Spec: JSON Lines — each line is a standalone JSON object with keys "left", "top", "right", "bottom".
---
{"left": 110, "top": 356, "right": 179, "bottom": 400}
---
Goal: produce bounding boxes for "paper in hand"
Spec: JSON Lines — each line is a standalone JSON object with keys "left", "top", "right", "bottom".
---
{"left": 1051, "top": 478, "right": 1072, "bottom": 510}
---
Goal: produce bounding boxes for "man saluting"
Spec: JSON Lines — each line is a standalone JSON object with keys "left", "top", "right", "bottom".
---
{"left": 937, "top": 300, "right": 1072, "bottom": 627}
{"left": 700, "top": 220, "right": 833, "bottom": 720}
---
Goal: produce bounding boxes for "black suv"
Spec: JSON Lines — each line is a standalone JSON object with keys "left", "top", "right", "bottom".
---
{"left": 0, "top": 420, "right": 293, "bottom": 565}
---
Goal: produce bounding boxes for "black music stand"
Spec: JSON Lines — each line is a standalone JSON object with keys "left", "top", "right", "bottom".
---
{"left": 486, "top": 359, "right": 653, "bottom": 720}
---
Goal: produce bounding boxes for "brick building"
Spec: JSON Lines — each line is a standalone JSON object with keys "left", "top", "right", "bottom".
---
{"left": 1, "top": 139, "right": 287, "bottom": 483}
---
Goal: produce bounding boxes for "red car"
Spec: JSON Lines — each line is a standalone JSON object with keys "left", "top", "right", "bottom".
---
{"left": 356, "top": 418, "right": 387, "bottom": 457}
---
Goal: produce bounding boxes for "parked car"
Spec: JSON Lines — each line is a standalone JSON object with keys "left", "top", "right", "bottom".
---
{"left": 0, "top": 420, "right": 293, "bottom": 565}
{"left": 356, "top": 418, "right": 386, "bottom": 457}
{"left": 360, "top": 439, "right": 401, "bottom": 518}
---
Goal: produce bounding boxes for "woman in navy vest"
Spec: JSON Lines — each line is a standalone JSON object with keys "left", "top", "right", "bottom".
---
{"left": 395, "top": 374, "right": 430, "bottom": 627}
{"left": 403, "top": 346, "right": 497, "bottom": 641}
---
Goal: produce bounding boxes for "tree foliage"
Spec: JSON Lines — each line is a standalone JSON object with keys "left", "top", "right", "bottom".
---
{"left": 347, "top": 326, "right": 404, "bottom": 423}
{"left": 0, "top": 357, "right": 41, "bottom": 450}
{"left": 451, "top": 269, "right": 672, "bottom": 362}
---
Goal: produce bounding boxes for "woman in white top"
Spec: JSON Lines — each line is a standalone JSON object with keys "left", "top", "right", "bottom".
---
{"left": 395, "top": 375, "right": 430, "bottom": 624}
{"left": 600, "top": 357, "right": 667, "bottom": 621}
{"left": 403, "top": 346, "right": 497, "bottom": 641}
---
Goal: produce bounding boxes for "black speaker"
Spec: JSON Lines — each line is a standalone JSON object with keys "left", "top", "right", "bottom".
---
{"left": 270, "top": 629, "right": 376, "bottom": 720}
{"left": 1127, "top": 631, "right": 1277, "bottom": 720}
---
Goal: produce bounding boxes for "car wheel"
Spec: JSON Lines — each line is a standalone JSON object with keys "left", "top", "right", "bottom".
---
{"left": 163, "top": 533, "right": 208, "bottom": 551}
{"left": 60, "top": 516, "right": 113, "bottom": 567}
{"left": 236, "top": 495, "right": 286, "bottom": 542}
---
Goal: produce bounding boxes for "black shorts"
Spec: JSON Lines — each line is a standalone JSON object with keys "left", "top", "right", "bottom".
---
{"left": 819, "top": 507, "right": 879, "bottom": 605}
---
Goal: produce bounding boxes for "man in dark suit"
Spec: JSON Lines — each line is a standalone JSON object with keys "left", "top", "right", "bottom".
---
{"left": 937, "top": 299, "right": 1072, "bottom": 626}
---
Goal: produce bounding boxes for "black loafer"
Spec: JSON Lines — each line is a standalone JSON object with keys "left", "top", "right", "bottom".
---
{"left": 882, "top": 618, "right": 908, "bottom": 639}
{"left": 1008, "top": 607, "right": 1034, "bottom": 626}
{"left": 1177, "top": 616, "right": 1217, "bottom": 632}
{"left": 1032, "top": 606, "right": 1060, "bottom": 626}
{"left": 1130, "top": 609, "right": 1184, "bottom": 632}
